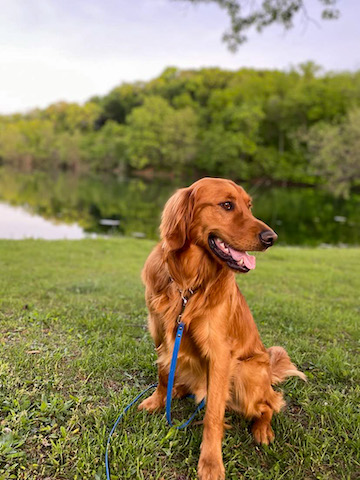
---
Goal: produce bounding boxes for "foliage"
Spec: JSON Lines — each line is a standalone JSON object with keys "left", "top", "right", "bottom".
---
{"left": 0, "top": 239, "right": 359, "bottom": 479}
{"left": 97, "top": 83, "right": 145, "bottom": 125}
{"left": 304, "top": 108, "right": 360, "bottom": 197}
{"left": 124, "top": 96, "right": 198, "bottom": 170}
{"left": 197, "top": 100, "right": 264, "bottom": 177}
{"left": 80, "top": 121, "right": 127, "bottom": 172}
{"left": 1, "top": 64, "right": 360, "bottom": 195}
{"left": 41, "top": 101, "right": 101, "bottom": 133}
{"left": 176, "top": 0, "right": 340, "bottom": 51}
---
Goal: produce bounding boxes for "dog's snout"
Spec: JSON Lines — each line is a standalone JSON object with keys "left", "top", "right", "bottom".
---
{"left": 259, "top": 230, "right": 278, "bottom": 247}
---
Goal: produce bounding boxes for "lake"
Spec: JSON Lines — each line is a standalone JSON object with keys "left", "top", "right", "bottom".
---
{"left": 0, "top": 167, "right": 359, "bottom": 245}
{"left": 0, "top": 202, "right": 88, "bottom": 239}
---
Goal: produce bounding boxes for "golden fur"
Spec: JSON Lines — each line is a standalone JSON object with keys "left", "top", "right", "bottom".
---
{"left": 138, "top": 177, "right": 305, "bottom": 480}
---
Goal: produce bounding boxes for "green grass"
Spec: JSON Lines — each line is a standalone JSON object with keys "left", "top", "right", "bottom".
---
{"left": 0, "top": 239, "right": 359, "bottom": 480}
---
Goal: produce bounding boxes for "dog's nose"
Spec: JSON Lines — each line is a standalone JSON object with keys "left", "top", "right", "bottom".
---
{"left": 259, "top": 230, "right": 278, "bottom": 247}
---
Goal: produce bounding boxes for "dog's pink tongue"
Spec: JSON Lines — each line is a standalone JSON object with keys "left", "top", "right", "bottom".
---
{"left": 228, "top": 248, "right": 256, "bottom": 270}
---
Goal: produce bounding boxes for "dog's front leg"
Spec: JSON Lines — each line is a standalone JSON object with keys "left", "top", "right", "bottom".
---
{"left": 198, "top": 352, "right": 230, "bottom": 480}
{"left": 138, "top": 363, "right": 167, "bottom": 412}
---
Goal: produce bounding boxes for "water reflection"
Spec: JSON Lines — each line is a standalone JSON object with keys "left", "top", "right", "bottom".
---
{"left": 0, "top": 167, "right": 359, "bottom": 245}
{"left": 0, "top": 202, "right": 87, "bottom": 240}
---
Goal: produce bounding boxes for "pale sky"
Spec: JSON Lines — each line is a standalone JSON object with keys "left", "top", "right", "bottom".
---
{"left": 1, "top": 0, "right": 359, "bottom": 114}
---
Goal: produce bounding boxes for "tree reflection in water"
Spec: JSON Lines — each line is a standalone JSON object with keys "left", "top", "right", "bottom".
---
{"left": 0, "top": 168, "right": 359, "bottom": 245}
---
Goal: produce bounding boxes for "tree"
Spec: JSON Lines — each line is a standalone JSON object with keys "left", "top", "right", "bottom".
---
{"left": 1, "top": 65, "right": 360, "bottom": 189}
{"left": 41, "top": 101, "right": 101, "bottom": 132}
{"left": 124, "top": 96, "right": 198, "bottom": 171}
{"left": 99, "top": 83, "right": 145, "bottom": 125}
{"left": 197, "top": 95, "right": 265, "bottom": 177}
{"left": 0, "top": 118, "right": 57, "bottom": 170}
{"left": 176, "top": 0, "right": 340, "bottom": 51}
{"left": 305, "top": 108, "right": 360, "bottom": 197}
{"left": 80, "top": 121, "right": 127, "bottom": 172}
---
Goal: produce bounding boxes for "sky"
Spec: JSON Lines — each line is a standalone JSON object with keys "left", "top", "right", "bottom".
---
{"left": 1, "top": 0, "right": 359, "bottom": 114}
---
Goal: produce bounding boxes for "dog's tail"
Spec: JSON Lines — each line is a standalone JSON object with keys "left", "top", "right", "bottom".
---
{"left": 268, "top": 346, "right": 306, "bottom": 385}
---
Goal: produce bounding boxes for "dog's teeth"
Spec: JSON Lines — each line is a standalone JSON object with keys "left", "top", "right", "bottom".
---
{"left": 239, "top": 259, "right": 244, "bottom": 265}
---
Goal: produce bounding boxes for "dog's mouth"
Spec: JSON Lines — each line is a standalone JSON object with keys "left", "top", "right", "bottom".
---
{"left": 208, "top": 235, "right": 256, "bottom": 273}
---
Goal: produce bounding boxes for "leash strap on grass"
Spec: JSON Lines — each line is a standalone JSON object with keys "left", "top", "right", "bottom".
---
{"left": 106, "top": 321, "right": 205, "bottom": 479}
{"left": 166, "top": 321, "right": 206, "bottom": 429}
{"left": 105, "top": 383, "right": 157, "bottom": 480}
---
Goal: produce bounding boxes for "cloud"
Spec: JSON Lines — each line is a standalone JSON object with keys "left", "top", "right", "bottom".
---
{"left": 1, "top": 0, "right": 359, "bottom": 113}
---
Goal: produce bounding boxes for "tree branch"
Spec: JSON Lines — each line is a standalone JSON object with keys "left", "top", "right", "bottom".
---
{"left": 174, "top": 0, "right": 340, "bottom": 51}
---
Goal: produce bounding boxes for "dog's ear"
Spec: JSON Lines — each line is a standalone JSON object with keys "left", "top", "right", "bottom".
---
{"left": 160, "top": 187, "right": 194, "bottom": 251}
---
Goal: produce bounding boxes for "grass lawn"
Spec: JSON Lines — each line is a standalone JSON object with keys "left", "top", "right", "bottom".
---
{"left": 0, "top": 239, "right": 359, "bottom": 480}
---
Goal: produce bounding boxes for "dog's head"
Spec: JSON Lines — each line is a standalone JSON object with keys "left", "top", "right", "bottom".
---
{"left": 160, "top": 177, "right": 277, "bottom": 273}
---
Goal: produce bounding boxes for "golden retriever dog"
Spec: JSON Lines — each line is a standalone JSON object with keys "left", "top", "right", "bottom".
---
{"left": 139, "top": 177, "right": 305, "bottom": 480}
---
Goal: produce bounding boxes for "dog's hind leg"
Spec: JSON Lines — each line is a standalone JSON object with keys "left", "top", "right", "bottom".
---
{"left": 251, "top": 402, "right": 276, "bottom": 445}
{"left": 251, "top": 347, "right": 306, "bottom": 443}
{"left": 228, "top": 352, "right": 285, "bottom": 445}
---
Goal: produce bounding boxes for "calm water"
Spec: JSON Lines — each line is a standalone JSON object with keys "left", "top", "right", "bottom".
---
{"left": 0, "top": 202, "right": 87, "bottom": 239}
{"left": 0, "top": 167, "right": 359, "bottom": 245}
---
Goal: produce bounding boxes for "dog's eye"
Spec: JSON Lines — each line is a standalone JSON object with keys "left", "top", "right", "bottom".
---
{"left": 219, "top": 201, "right": 234, "bottom": 211}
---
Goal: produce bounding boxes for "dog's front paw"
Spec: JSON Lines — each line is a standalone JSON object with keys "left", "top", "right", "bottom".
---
{"left": 138, "top": 391, "right": 165, "bottom": 412}
{"left": 251, "top": 419, "right": 275, "bottom": 445}
{"left": 198, "top": 453, "right": 225, "bottom": 480}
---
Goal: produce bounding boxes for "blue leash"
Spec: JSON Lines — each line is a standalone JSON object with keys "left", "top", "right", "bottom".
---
{"left": 166, "top": 321, "right": 206, "bottom": 428}
{"left": 105, "top": 319, "right": 205, "bottom": 479}
{"left": 105, "top": 383, "right": 157, "bottom": 480}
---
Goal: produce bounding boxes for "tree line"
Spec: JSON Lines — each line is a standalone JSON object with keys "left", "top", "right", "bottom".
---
{"left": 0, "top": 62, "right": 359, "bottom": 196}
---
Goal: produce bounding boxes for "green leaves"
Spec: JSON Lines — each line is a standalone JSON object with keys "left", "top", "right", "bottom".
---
{"left": 0, "top": 64, "right": 360, "bottom": 194}
{"left": 303, "top": 108, "right": 360, "bottom": 197}
{"left": 178, "top": 1, "right": 340, "bottom": 50}
{"left": 125, "top": 96, "right": 198, "bottom": 170}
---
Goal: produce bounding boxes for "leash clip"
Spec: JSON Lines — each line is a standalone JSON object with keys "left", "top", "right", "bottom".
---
{"left": 181, "top": 295, "right": 188, "bottom": 306}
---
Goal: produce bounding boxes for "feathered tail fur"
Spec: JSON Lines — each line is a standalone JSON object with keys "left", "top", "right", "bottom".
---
{"left": 268, "top": 346, "right": 306, "bottom": 385}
